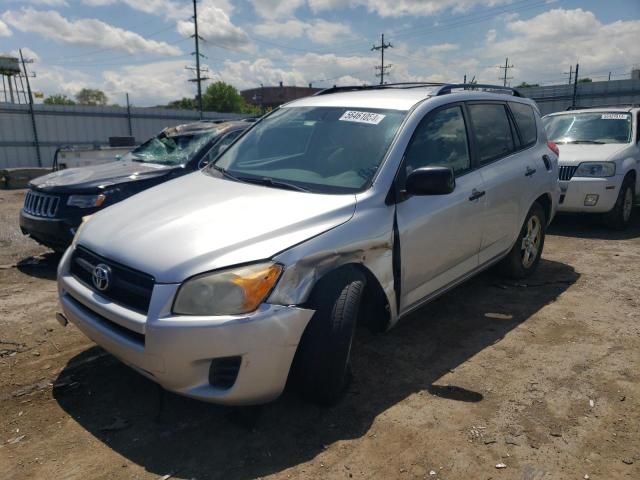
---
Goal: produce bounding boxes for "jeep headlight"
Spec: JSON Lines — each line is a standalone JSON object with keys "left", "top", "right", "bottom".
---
{"left": 173, "top": 262, "right": 283, "bottom": 316}
{"left": 67, "top": 193, "right": 106, "bottom": 208}
{"left": 574, "top": 162, "right": 615, "bottom": 177}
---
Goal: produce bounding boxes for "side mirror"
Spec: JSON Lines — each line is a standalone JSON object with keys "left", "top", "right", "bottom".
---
{"left": 405, "top": 166, "right": 455, "bottom": 196}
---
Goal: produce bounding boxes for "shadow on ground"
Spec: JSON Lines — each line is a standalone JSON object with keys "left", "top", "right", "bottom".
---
{"left": 549, "top": 209, "right": 640, "bottom": 240}
{"left": 16, "top": 252, "right": 61, "bottom": 281}
{"left": 54, "top": 259, "right": 578, "bottom": 480}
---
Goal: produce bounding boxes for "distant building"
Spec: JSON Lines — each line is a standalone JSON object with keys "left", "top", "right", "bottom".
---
{"left": 241, "top": 83, "right": 323, "bottom": 110}
{"left": 632, "top": 69, "right": 640, "bottom": 81}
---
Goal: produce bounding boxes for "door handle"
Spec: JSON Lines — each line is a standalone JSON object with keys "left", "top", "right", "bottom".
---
{"left": 525, "top": 166, "right": 537, "bottom": 177}
{"left": 468, "top": 189, "right": 486, "bottom": 201}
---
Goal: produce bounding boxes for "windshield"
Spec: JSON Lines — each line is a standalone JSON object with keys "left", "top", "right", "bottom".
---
{"left": 210, "top": 106, "right": 406, "bottom": 193}
{"left": 126, "top": 130, "right": 218, "bottom": 165}
{"left": 543, "top": 112, "right": 632, "bottom": 144}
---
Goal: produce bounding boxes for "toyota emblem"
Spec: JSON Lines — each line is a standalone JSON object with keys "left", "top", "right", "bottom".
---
{"left": 92, "top": 263, "right": 111, "bottom": 292}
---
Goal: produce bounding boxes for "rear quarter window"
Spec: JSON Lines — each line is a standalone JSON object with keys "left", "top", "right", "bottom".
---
{"left": 467, "top": 103, "right": 515, "bottom": 164}
{"left": 509, "top": 102, "right": 538, "bottom": 147}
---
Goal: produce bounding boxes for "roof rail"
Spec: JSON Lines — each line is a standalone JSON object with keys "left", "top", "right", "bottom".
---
{"left": 314, "top": 82, "right": 445, "bottom": 96}
{"left": 435, "top": 83, "right": 523, "bottom": 97}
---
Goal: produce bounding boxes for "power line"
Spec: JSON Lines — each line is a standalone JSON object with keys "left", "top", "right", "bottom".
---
{"left": 372, "top": 33, "right": 393, "bottom": 85}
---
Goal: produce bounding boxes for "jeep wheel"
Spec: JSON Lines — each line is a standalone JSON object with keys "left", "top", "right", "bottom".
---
{"left": 604, "top": 179, "right": 634, "bottom": 230}
{"left": 292, "top": 267, "right": 365, "bottom": 406}
{"left": 498, "top": 202, "right": 546, "bottom": 279}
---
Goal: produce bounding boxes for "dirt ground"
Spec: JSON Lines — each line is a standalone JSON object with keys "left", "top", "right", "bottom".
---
{"left": 0, "top": 188, "right": 639, "bottom": 480}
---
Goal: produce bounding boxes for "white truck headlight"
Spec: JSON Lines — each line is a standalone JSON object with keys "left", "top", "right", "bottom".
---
{"left": 574, "top": 162, "right": 615, "bottom": 178}
{"left": 67, "top": 194, "right": 106, "bottom": 208}
{"left": 173, "top": 262, "right": 283, "bottom": 316}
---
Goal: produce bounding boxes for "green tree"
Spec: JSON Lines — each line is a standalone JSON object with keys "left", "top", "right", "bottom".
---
{"left": 75, "top": 88, "right": 108, "bottom": 106}
{"left": 578, "top": 77, "right": 593, "bottom": 83}
{"left": 44, "top": 94, "right": 76, "bottom": 105}
{"left": 516, "top": 82, "right": 540, "bottom": 88}
{"left": 202, "top": 81, "right": 246, "bottom": 113}
{"left": 167, "top": 97, "right": 197, "bottom": 110}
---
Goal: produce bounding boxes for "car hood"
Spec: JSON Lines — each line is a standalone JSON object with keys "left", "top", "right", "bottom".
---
{"left": 76, "top": 171, "right": 357, "bottom": 283}
{"left": 556, "top": 143, "right": 629, "bottom": 166}
{"left": 30, "top": 160, "right": 179, "bottom": 192}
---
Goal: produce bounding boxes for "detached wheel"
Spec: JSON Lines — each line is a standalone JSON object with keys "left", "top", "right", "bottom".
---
{"left": 499, "top": 202, "right": 546, "bottom": 279}
{"left": 604, "top": 179, "right": 634, "bottom": 230}
{"left": 292, "top": 267, "right": 365, "bottom": 406}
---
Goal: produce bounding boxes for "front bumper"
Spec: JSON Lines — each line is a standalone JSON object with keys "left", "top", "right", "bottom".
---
{"left": 20, "top": 210, "right": 79, "bottom": 251}
{"left": 557, "top": 176, "right": 621, "bottom": 213}
{"left": 57, "top": 248, "right": 313, "bottom": 405}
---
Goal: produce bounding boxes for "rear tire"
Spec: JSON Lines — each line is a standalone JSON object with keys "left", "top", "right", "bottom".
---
{"left": 604, "top": 178, "right": 634, "bottom": 230}
{"left": 292, "top": 267, "right": 365, "bottom": 406}
{"left": 498, "top": 202, "right": 546, "bottom": 279}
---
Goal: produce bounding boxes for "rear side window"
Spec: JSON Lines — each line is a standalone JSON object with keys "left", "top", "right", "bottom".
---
{"left": 509, "top": 102, "right": 537, "bottom": 146}
{"left": 467, "top": 103, "right": 515, "bottom": 164}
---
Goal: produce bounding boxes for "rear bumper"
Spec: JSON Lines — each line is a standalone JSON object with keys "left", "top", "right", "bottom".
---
{"left": 20, "top": 210, "right": 78, "bottom": 251}
{"left": 57, "top": 248, "right": 313, "bottom": 405}
{"left": 557, "top": 176, "right": 621, "bottom": 213}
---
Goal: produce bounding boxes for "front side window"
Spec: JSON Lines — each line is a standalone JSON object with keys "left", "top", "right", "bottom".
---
{"left": 212, "top": 106, "right": 406, "bottom": 193}
{"left": 126, "top": 130, "right": 218, "bottom": 166}
{"left": 467, "top": 103, "right": 516, "bottom": 164}
{"left": 543, "top": 112, "right": 632, "bottom": 144}
{"left": 404, "top": 106, "right": 471, "bottom": 176}
{"left": 509, "top": 102, "right": 537, "bottom": 146}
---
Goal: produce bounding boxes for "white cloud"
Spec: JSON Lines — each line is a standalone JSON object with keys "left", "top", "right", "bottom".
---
{"left": 250, "top": 0, "right": 305, "bottom": 19}
{"left": 255, "top": 19, "right": 354, "bottom": 45}
{"left": 425, "top": 43, "right": 460, "bottom": 55}
{"left": 177, "top": 2, "right": 251, "bottom": 52}
{"left": 81, "top": 0, "right": 233, "bottom": 19}
{"left": 0, "top": 19, "right": 12, "bottom": 37}
{"left": 9, "top": 47, "right": 40, "bottom": 62}
{"left": 23, "top": 0, "right": 69, "bottom": 6}
{"left": 2, "top": 8, "right": 183, "bottom": 56}
{"left": 309, "top": 0, "right": 512, "bottom": 17}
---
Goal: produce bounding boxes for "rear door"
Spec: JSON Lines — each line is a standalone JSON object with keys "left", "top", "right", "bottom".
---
{"left": 466, "top": 102, "right": 531, "bottom": 264}
{"left": 396, "top": 104, "right": 485, "bottom": 314}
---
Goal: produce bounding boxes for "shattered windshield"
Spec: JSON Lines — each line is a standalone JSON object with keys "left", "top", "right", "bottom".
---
{"left": 126, "top": 130, "right": 218, "bottom": 165}
{"left": 543, "top": 112, "right": 632, "bottom": 144}
{"left": 210, "top": 106, "right": 406, "bottom": 193}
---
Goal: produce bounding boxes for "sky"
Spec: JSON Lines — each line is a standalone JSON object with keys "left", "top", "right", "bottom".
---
{"left": 1, "top": 0, "right": 639, "bottom": 107}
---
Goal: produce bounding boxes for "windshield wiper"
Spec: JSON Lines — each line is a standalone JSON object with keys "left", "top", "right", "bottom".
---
{"left": 558, "top": 140, "right": 605, "bottom": 145}
{"left": 241, "top": 176, "right": 311, "bottom": 193}
{"left": 212, "top": 165, "right": 244, "bottom": 182}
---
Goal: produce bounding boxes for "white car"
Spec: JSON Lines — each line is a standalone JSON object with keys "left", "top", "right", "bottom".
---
{"left": 543, "top": 107, "right": 640, "bottom": 229}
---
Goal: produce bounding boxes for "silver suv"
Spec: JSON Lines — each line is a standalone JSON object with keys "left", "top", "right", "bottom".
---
{"left": 57, "top": 84, "right": 560, "bottom": 406}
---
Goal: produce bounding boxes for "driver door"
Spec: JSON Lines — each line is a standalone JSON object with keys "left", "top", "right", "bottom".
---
{"left": 396, "top": 104, "right": 486, "bottom": 314}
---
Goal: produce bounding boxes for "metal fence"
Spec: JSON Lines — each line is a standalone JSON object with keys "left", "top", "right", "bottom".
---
{"left": 0, "top": 103, "right": 245, "bottom": 169}
{"left": 520, "top": 79, "right": 640, "bottom": 115}
{"left": 2, "top": 78, "right": 640, "bottom": 169}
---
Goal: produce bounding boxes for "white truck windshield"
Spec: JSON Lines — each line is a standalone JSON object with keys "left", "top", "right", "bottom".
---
{"left": 543, "top": 112, "right": 632, "bottom": 144}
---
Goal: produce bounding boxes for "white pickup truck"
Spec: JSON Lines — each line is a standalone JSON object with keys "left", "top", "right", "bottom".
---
{"left": 543, "top": 106, "right": 639, "bottom": 229}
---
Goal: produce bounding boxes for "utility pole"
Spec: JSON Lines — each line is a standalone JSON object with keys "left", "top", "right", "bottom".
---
{"left": 572, "top": 63, "right": 579, "bottom": 108}
{"left": 498, "top": 57, "right": 514, "bottom": 87}
{"left": 19, "top": 49, "right": 41, "bottom": 168}
{"left": 188, "top": 0, "right": 209, "bottom": 119}
{"left": 463, "top": 74, "right": 467, "bottom": 83}
{"left": 564, "top": 65, "right": 573, "bottom": 84}
{"left": 372, "top": 33, "right": 392, "bottom": 85}
{"left": 125, "top": 93, "right": 133, "bottom": 136}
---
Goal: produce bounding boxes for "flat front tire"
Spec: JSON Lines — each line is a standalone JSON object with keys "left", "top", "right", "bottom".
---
{"left": 499, "top": 202, "right": 546, "bottom": 279}
{"left": 292, "top": 267, "right": 366, "bottom": 406}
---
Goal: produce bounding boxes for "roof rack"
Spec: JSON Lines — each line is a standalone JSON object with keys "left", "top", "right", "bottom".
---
{"left": 314, "top": 82, "right": 522, "bottom": 97}
{"left": 435, "top": 83, "right": 522, "bottom": 97}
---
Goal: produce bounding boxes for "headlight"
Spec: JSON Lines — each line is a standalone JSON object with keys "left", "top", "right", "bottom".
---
{"left": 173, "top": 262, "right": 283, "bottom": 316}
{"left": 574, "top": 162, "right": 615, "bottom": 177}
{"left": 67, "top": 194, "right": 106, "bottom": 208}
{"left": 71, "top": 214, "right": 92, "bottom": 246}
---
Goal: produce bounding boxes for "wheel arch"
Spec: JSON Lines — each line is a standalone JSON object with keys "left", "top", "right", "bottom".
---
{"left": 533, "top": 192, "right": 553, "bottom": 226}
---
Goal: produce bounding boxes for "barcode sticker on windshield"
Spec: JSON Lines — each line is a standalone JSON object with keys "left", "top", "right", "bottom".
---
{"left": 339, "top": 111, "right": 386, "bottom": 125}
{"left": 601, "top": 113, "right": 627, "bottom": 120}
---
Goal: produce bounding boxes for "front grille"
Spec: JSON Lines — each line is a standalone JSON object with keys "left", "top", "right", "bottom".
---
{"left": 559, "top": 165, "right": 578, "bottom": 181}
{"left": 209, "top": 357, "right": 242, "bottom": 389}
{"left": 23, "top": 191, "right": 60, "bottom": 218}
{"left": 70, "top": 246, "right": 155, "bottom": 314}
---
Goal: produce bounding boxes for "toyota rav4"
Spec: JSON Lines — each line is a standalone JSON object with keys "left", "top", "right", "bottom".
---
{"left": 57, "top": 84, "right": 560, "bottom": 406}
